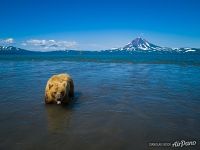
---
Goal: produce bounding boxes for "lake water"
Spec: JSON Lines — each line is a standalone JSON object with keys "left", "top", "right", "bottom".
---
{"left": 0, "top": 54, "right": 200, "bottom": 149}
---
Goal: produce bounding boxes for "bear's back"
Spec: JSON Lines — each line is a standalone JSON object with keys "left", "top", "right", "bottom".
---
{"left": 50, "top": 73, "right": 71, "bottom": 83}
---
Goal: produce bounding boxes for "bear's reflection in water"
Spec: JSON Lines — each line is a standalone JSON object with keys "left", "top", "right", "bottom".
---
{"left": 45, "top": 92, "right": 81, "bottom": 133}
{"left": 45, "top": 104, "right": 73, "bottom": 133}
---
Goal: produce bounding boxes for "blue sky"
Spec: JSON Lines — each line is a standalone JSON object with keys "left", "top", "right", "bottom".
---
{"left": 0, "top": 0, "right": 200, "bottom": 51}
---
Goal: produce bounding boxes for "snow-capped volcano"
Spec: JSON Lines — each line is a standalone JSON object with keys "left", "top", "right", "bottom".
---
{"left": 121, "top": 37, "right": 163, "bottom": 51}
{"left": 106, "top": 37, "right": 200, "bottom": 53}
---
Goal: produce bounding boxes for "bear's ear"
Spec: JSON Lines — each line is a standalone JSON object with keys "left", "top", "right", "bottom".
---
{"left": 49, "top": 84, "right": 54, "bottom": 89}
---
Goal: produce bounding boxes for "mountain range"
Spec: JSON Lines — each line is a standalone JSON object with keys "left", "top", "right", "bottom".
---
{"left": 107, "top": 37, "right": 199, "bottom": 53}
{"left": 0, "top": 38, "right": 199, "bottom": 54}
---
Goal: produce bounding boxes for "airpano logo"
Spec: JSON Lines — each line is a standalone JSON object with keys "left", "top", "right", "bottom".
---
{"left": 148, "top": 140, "right": 197, "bottom": 148}
{"left": 172, "top": 140, "right": 196, "bottom": 148}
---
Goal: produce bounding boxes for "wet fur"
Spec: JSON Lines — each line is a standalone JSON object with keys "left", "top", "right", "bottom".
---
{"left": 45, "top": 73, "right": 74, "bottom": 104}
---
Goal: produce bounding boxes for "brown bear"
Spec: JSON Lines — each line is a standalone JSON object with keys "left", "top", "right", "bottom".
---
{"left": 45, "top": 73, "right": 74, "bottom": 104}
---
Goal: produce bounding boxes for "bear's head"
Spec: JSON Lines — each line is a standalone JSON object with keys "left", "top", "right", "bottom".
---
{"left": 48, "top": 81, "right": 70, "bottom": 104}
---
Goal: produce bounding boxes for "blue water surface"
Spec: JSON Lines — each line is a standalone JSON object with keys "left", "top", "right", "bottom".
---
{"left": 0, "top": 54, "right": 200, "bottom": 150}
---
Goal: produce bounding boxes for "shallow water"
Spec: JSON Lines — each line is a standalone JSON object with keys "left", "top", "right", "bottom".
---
{"left": 0, "top": 56, "right": 200, "bottom": 149}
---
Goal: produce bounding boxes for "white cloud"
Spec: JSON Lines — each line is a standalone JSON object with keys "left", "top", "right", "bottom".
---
{"left": 22, "top": 39, "right": 78, "bottom": 51}
{"left": 0, "top": 38, "right": 14, "bottom": 45}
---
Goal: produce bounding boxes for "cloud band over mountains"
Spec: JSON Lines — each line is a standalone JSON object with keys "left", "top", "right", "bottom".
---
{"left": 0, "top": 38, "right": 78, "bottom": 50}
{"left": 0, "top": 38, "right": 15, "bottom": 45}
{"left": 21, "top": 39, "right": 78, "bottom": 50}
